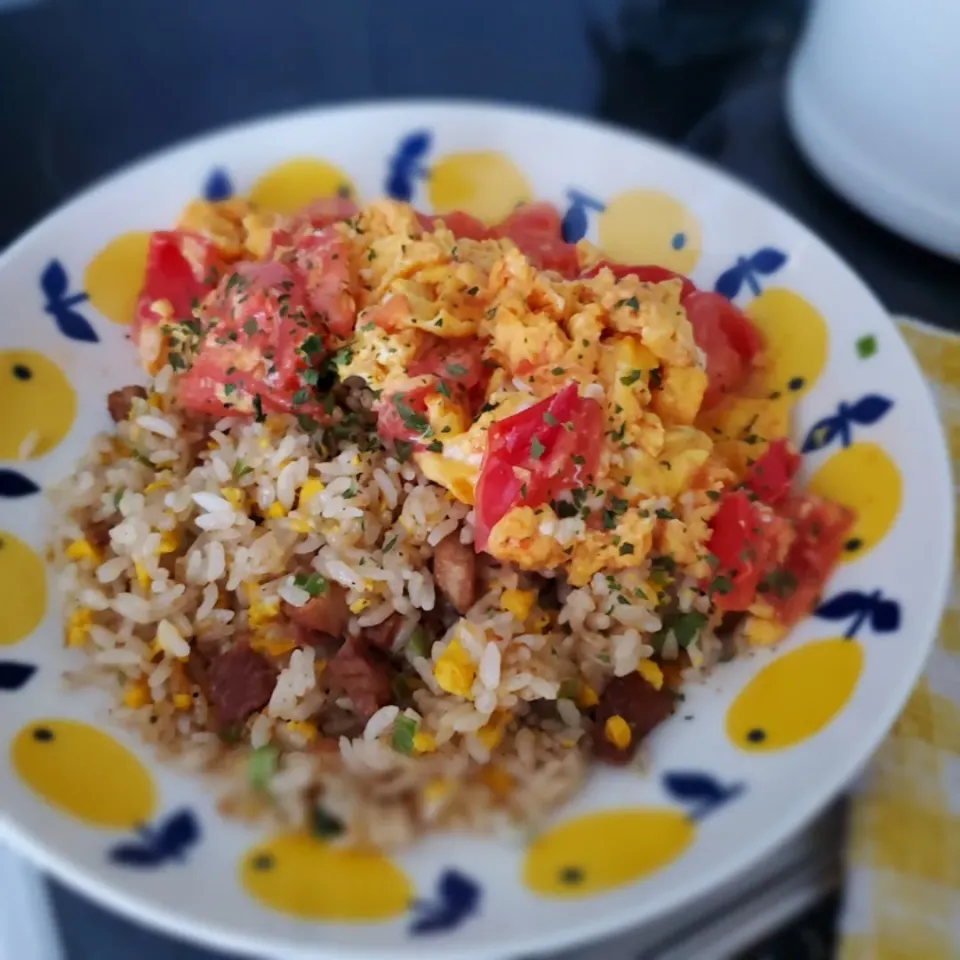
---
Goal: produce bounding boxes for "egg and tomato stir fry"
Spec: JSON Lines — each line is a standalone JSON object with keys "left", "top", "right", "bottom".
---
{"left": 132, "top": 194, "right": 851, "bottom": 659}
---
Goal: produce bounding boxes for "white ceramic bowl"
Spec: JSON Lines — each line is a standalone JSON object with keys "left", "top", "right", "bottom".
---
{"left": 0, "top": 102, "right": 952, "bottom": 959}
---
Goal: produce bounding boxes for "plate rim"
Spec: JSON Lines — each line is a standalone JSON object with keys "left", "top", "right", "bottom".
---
{"left": 0, "top": 97, "right": 953, "bottom": 960}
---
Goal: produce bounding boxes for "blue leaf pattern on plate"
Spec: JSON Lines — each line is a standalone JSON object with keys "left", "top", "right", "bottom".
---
{"left": 109, "top": 808, "right": 200, "bottom": 869}
{"left": 0, "top": 662, "right": 37, "bottom": 691}
{"left": 203, "top": 168, "right": 234, "bottom": 202}
{"left": 386, "top": 131, "right": 433, "bottom": 202}
{"left": 560, "top": 189, "right": 605, "bottom": 243}
{"left": 714, "top": 247, "right": 788, "bottom": 298}
{"left": 815, "top": 589, "right": 901, "bottom": 638}
{"left": 662, "top": 771, "right": 744, "bottom": 821}
{"left": 0, "top": 470, "right": 39, "bottom": 498}
{"left": 409, "top": 868, "right": 481, "bottom": 935}
{"left": 802, "top": 395, "right": 894, "bottom": 452}
{"left": 39, "top": 260, "right": 96, "bottom": 342}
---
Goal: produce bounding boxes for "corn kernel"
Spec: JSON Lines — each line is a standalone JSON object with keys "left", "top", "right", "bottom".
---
{"left": 478, "top": 765, "right": 513, "bottom": 798}
{"left": 248, "top": 599, "right": 279, "bottom": 628}
{"left": 413, "top": 732, "right": 437, "bottom": 754}
{"left": 240, "top": 580, "right": 260, "bottom": 603}
{"left": 65, "top": 539, "right": 102, "bottom": 563}
{"left": 250, "top": 633, "right": 296, "bottom": 657}
{"left": 288, "top": 516, "right": 313, "bottom": 534}
{"left": 743, "top": 616, "right": 787, "bottom": 647}
{"left": 637, "top": 660, "right": 664, "bottom": 691}
{"left": 144, "top": 478, "right": 169, "bottom": 494}
{"left": 577, "top": 683, "right": 599, "bottom": 708}
{"left": 476, "top": 712, "right": 507, "bottom": 751}
{"left": 349, "top": 597, "right": 371, "bottom": 614}
{"left": 123, "top": 680, "right": 151, "bottom": 709}
{"left": 433, "top": 638, "right": 476, "bottom": 698}
{"left": 423, "top": 779, "right": 451, "bottom": 805}
{"left": 265, "top": 501, "right": 287, "bottom": 520}
{"left": 285, "top": 720, "right": 318, "bottom": 743}
{"left": 147, "top": 393, "right": 164, "bottom": 410}
{"left": 134, "top": 561, "right": 151, "bottom": 590}
{"left": 604, "top": 715, "right": 632, "bottom": 750}
{"left": 65, "top": 608, "right": 92, "bottom": 647}
{"left": 221, "top": 487, "right": 244, "bottom": 509}
{"left": 501, "top": 588, "right": 536, "bottom": 622}
{"left": 298, "top": 477, "right": 325, "bottom": 507}
{"left": 157, "top": 530, "right": 179, "bottom": 554}
{"left": 529, "top": 610, "right": 552, "bottom": 633}
{"left": 172, "top": 693, "right": 192, "bottom": 710}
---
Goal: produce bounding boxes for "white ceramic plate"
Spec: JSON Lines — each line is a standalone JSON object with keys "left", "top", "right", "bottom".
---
{"left": 0, "top": 102, "right": 952, "bottom": 960}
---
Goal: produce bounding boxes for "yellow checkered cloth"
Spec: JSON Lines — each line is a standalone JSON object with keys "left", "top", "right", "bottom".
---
{"left": 839, "top": 318, "right": 960, "bottom": 960}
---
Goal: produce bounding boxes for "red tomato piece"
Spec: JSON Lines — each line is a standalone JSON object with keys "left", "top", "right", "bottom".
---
{"left": 705, "top": 491, "right": 772, "bottom": 611}
{"left": 473, "top": 384, "right": 604, "bottom": 551}
{"left": 493, "top": 203, "right": 582, "bottom": 278}
{"left": 416, "top": 210, "right": 491, "bottom": 241}
{"left": 177, "top": 260, "right": 328, "bottom": 420}
{"left": 581, "top": 261, "right": 697, "bottom": 299}
{"left": 286, "top": 231, "right": 357, "bottom": 340}
{"left": 743, "top": 439, "right": 802, "bottom": 506}
{"left": 292, "top": 196, "right": 359, "bottom": 230}
{"left": 133, "top": 231, "right": 222, "bottom": 342}
{"left": 683, "top": 291, "right": 762, "bottom": 409}
{"left": 409, "top": 336, "right": 490, "bottom": 400}
{"left": 763, "top": 495, "right": 854, "bottom": 625}
{"left": 375, "top": 383, "right": 436, "bottom": 446}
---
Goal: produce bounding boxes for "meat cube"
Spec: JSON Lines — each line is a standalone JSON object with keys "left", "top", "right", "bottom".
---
{"left": 432, "top": 532, "right": 476, "bottom": 614}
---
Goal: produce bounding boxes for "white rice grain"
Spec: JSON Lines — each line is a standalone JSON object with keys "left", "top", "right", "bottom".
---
{"left": 156, "top": 619, "right": 190, "bottom": 658}
{"left": 364, "top": 705, "right": 400, "bottom": 741}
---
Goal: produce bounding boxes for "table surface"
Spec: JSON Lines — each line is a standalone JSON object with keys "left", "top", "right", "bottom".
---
{"left": 1, "top": 2, "right": 957, "bottom": 957}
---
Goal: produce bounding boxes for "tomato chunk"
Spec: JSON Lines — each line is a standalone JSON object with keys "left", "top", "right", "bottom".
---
{"left": 683, "top": 291, "right": 763, "bottom": 409}
{"left": 416, "top": 210, "right": 491, "bottom": 241}
{"left": 743, "top": 439, "right": 802, "bottom": 506}
{"left": 286, "top": 231, "right": 357, "bottom": 339}
{"left": 177, "top": 260, "right": 328, "bottom": 420}
{"left": 133, "top": 231, "right": 221, "bottom": 342}
{"left": 705, "top": 491, "right": 775, "bottom": 611}
{"left": 474, "top": 384, "right": 604, "bottom": 551}
{"left": 762, "top": 495, "right": 854, "bottom": 625}
{"left": 494, "top": 203, "right": 581, "bottom": 278}
{"left": 375, "top": 383, "right": 436, "bottom": 446}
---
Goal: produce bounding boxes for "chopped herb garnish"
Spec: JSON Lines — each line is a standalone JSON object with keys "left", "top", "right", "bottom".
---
{"left": 465, "top": 286, "right": 479, "bottom": 296}
{"left": 543, "top": 411, "right": 558, "bottom": 426}
{"left": 393, "top": 395, "right": 430, "bottom": 436}
{"left": 293, "top": 572, "right": 328, "bottom": 597}
{"left": 297, "top": 413, "right": 319, "bottom": 432}
{"left": 555, "top": 500, "right": 578, "bottom": 519}
{"left": 232, "top": 461, "right": 253, "bottom": 480}
{"left": 649, "top": 369, "right": 662, "bottom": 389}
{"left": 300, "top": 334, "right": 323, "bottom": 357}
{"left": 407, "top": 626, "right": 430, "bottom": 658}
{"left": 436, "top": 380, "right": 451, "bottom": 398}
{"left": 247, "top": 745, "right": 278, "bottom": 791}
{"left": 557, "top": 679, "right": 580, "bottom": 700}
{"left": 383, "top": 536, "right": 398, "bottom": 553}
{"left": 301, "top": 369, "right": 320, "bottom": 387}
{"left": 619, "top": 542, "right": 635, "bottom": 556}
{"left": 332, "top": 346, "right": 354, "bottom": 367}
{"left": 759, "top": 568, "right": 798, "bottom": 598}
{"left": 709, "top": 575, "right": 733, "bottom": 596}
{"left": 446, "top": 363, "right": 467, "bottom": 377}
{"left": 426, "top": 439, "right": 443, "bottom": 453}
{"left": 620, "top": 369, "right": 643, "bottom": 386}
{"left": 223, "top": 382, "right": 237, "bottom": 397}
{"left": 391, "top": 716, "right": 417, "bottom": 754}
{"left": 112, "top": 487, "right": 125, "bottom": 508}
{"left": 655, "top": 508, "right": 675, "bottom": 520}
{"left": 242, "top": 318, "right": 258, "bottom": 337}
{"left": 291, "top": 388, "right": 309, "bottom": 407}
{"left": 614, "top": 296, "right": 640, "bottom": 310}
{"left": 394, "top": 439, "right": 414, "bottom": 463}
{"left": 252, "top": 395, "right": 265, "bottom": 423}
{"left": 706, "top": 490, "right": 721, "bottom": 501}
{"left": 551, "top": 366, "right": 565, "bottom": 376}
{"left": 530, "top": 436, "right": 545, "bottom": 460}
{"left": 856, "top": 334, "right": 878, "bottom": 359}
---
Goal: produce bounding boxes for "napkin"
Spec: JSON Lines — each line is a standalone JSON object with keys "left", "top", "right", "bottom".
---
{"left": 839, "top": 317, "right": 960, "bottom": 960}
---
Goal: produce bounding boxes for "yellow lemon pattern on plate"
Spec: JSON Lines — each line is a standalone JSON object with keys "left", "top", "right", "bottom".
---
{"left": 428, "top": 152, "right": 531, "bottom": 224}
{"left": 597, "top": 190, "right": 701, "bottom": 274}
{"left": 523, "top": 809, "right": 695, "bottom": 898}
{"left": 83, "top": 231, "right": 152, "bottom": 326}
{"left": 0, "top": 532, "right": 46, "bottom": 646}
{"left": 249, "top": 159, "right": 356, "bottom": 215}
{"left": 808, "top": 442, "right": 902, "bottom": 562}
{"left": 744, "top": 288, "right": 829, "bottom": 399}
{"left": 726, "top": 638, "right": 864, "bottom": 751}
{"left": 240, "top": 831, "right": 412, "bottom": 922}
{"left": 11, "top": 719, "right": 156, "bottom": 829}
{"left": 0, "top": 350, "right": 76, "bottom": 460}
